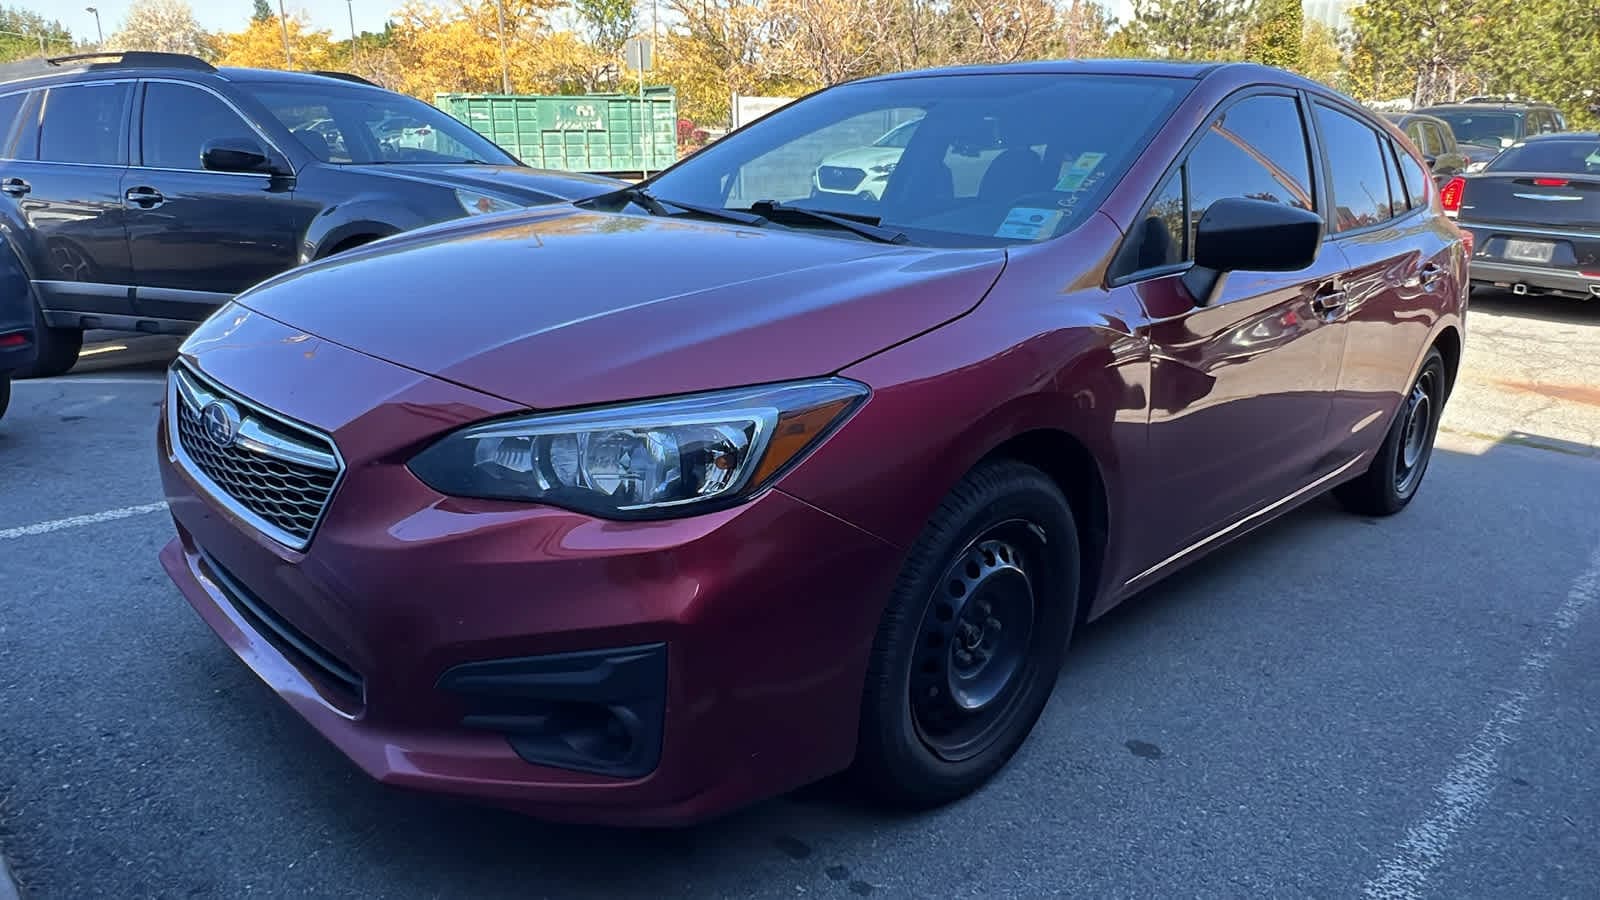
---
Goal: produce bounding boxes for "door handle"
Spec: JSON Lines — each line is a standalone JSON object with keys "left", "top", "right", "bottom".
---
{"left": 124, "top": 187, "right": 165, "bottom": 208}
{"left": 1405, "top": 263, "right": 1447, "bottom": 289}
{"left": 1311, "top": 287, "right": 1347, "bottom": 315}
{"left": 0, "top": 177, "right": 29, "bottom": 196}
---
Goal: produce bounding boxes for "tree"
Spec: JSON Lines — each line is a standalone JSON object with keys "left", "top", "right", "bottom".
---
{"left": 0, "top": 5, "right": 72, "bottom": 61}
{"left": 252, "top": 0, "right": 272, "bottom": 23}
{"left": 1296, "top": 19, "right": 1342, "bottom": 88}
{"left": 1244, "top": 0, "right": 1301, "bottom": 70}
{"left": 1346, "top": 0, "right": 1495, "bottom": 106}
{"left": 1059, "top": 0, "right": 1115, "bottom": 59}
{"left": 108, "top": 0, "right": 211, "bottom": 57}
{"left": 1119, "top": 0, "right": 1250, "bottom": 60}
{"left": 572, "top": 0, "right": 636, "bottom": 59}
{"left": 217, "top": 15, "right": 336, "bottom": 71}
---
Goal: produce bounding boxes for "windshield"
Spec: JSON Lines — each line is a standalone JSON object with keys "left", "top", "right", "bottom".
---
{"left": 644, "top": 73, "right": 1190, "bottom": 248}
{"left": 243, "top": 83, "right": 518, "bottom": 166}
{"left": 1487, "top": 139, "right": 1600, "bottom": 175}
{"left": 1430, "top": 111, "right": 1520, "bottom": 148}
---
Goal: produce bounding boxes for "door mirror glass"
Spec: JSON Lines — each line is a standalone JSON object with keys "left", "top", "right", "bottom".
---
{"left": 201, "top": 137, "right": 273, "bottom": 173}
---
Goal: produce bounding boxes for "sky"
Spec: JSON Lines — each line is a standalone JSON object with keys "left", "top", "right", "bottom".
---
{"left": 22, "top": 0, "right": 1141, "bottom": 46}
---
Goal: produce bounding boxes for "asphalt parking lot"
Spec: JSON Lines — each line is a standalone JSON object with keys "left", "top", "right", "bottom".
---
{"left": 2, "top": 295, "right": 1598, "bottom": 899}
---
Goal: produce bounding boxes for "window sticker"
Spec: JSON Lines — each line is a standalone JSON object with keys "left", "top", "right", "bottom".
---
{"left": 995, "top": 207, "right": 1065, "bottom": 240}
{"left": 1055, "top": 151, "right": 1107, "bottom": 191}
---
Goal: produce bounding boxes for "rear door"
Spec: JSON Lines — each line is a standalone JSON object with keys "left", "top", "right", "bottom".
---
{"left": 1119, "top": 91, "right": 1352, "bottom": 562}
{"left": 1313, "top": 101, "right": 1460, "bottom": 461}
{"left": 125, "top": 79, "right": 306, "bottom": 320}
{"left": 4, "top": 80, "right": 136, "bottom": 320}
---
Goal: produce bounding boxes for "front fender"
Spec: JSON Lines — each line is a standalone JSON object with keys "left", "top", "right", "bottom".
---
{"left": 299, "top": 195, "right": 447, "bottom": 263}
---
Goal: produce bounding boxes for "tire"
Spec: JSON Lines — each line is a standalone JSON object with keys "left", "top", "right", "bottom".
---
{"left": 14, "top": 302, "right": 82, "bottom": 379}
{"left": 1334, "top": 347, "right": 1447, "bottom": 516}
{"left": 0, "top": 374, "right": 9, "bottom": 421}
{"left": 853, "top": 459, "right": 1079, "bottom": 809}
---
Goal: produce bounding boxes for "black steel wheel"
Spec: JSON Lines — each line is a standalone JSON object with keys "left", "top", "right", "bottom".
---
{"left": 1335, "top": 347, "right": 1448, "bottom": 516}
{"left": 854, "top": 459, "right": 1079, "bottom": 808}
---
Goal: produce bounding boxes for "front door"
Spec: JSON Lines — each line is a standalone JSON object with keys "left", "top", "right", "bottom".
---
{"left": 1120, "top": 92, "right": 1351, "bottom": 576}
{"left": 124, "top": 80, "right": 304, "bottom": 321}
{"left": 5, "top": 81, "right": 137, "bottom": 319}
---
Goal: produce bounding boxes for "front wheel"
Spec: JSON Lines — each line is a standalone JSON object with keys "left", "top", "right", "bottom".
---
{"left": 1335, "top": 347, "right": 1447, "bottom": 516}
{"left": 853, "top": 459, "right": 1079, "bottom": 809}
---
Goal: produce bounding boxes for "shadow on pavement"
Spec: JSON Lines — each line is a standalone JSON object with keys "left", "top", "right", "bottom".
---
{"left": 1470, "top": 289, "right": 1600, "bottom": 326}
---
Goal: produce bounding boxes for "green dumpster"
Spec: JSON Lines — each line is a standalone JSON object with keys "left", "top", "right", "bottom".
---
{"left": 435, "top": 87, "right": 679, "bottom": 176}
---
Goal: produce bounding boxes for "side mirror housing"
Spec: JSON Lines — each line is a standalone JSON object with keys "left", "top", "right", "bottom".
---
{"left": 1423, "top": 155, "right": 1438, "bottom": 169}
{"left": 202, "top": 137, "right": 277, "bottom": 174}
{"left": 1181, "top": 197, "right": 1322, "bottom": 305}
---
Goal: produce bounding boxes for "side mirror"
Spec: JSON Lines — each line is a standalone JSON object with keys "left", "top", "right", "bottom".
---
{"left": 202, "top": 137, "right": 275, "bottom": 174}
{"left": 1181, "top": 197, "right": 1322, "bottom": 306}
{"left": 1423, "top": 155, "right": 1438, "bottom": 169}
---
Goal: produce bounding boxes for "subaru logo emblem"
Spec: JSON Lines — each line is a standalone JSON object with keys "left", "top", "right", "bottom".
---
{"left": 200, "top": 400, "right": 241, "bottom": 449}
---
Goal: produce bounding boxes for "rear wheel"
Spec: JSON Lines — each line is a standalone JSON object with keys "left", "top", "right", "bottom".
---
{"left": 1335, "top": 347, "right": 1447, "bottom": 516}
{"left": 14, "top": 301, "right": 81, "bottom": 379}
{"left": 853, "top": 459, "right": 1078, "bottom": 808}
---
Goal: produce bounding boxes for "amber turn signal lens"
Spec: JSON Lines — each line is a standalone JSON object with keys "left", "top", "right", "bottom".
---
{"left": 750, "top": 396, "right": 859, "bottom": 486}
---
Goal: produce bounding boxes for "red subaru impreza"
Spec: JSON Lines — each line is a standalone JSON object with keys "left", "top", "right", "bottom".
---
{"left": 158, "top": 60, "right": 1466, "bottom": 826}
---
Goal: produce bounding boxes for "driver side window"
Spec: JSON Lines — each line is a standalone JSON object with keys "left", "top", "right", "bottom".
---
{"left": 1116, "top": 93, "right": 1316, "bottom": 279}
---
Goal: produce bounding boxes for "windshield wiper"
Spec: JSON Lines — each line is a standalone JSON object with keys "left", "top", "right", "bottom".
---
{"left": 610, "top": 186, "right": 768, "bottom": 227}
{"left": 745, "top": 200, "right": 908, "bottom": 244}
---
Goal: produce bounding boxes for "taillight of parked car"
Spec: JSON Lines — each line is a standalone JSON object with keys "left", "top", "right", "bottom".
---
{"left": 1440, "top": 177, "right": 1466, "bottom": 216}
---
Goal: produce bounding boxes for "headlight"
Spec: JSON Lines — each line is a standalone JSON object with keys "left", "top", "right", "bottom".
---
{"left": 456, "top": 189, "right": 521, "bottom": 215}
{"left": 868, "top": 163, "right": 896, "bottom": 177}
{"left": 408, "top": 379, "right": 869, "bottom": 518}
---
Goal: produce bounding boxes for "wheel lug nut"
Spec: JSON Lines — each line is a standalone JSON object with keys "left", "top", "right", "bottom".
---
{"left": 928, "top": 686, "right": 939, "bottom": 698}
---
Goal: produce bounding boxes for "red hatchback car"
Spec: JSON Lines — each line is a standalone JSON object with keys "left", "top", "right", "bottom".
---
{"left": 158, "top": 60, "right": 1466, "bottom": 826}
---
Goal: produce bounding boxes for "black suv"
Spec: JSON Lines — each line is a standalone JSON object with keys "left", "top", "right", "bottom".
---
{"left": 0, "top": 52, "right": 623, "bottom": 377}
{"left": 1413, "top": 99, "right": 1569, "bottom": 171}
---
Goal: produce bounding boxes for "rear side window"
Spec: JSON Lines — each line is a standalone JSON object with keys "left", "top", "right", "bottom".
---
{"left": 1315, "top": 104, "right": 1393, "bottom": 231}
{"left": 40, "top": 82, "right": 132, "bottom": 166}
{"left": 1381, "top": 141, "right": 1408, "bottom": 217}
{"left": 141, "top": 82, "right": 259, "bottom": 170}
{"left": 1185, "top": 94, "right": 1315, "bottom": 249}
{"left": 1397, "top": 150, "right": 1430, "bottom": 209}
{"left": 1409, "top": 122, "right": 1440, "bottom": 157}
{"left": 0, "top": 92, "right": 25, "bottom": 157}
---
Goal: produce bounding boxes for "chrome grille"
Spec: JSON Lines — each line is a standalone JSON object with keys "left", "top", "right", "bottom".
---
{"left": 170, "top": 364, "right": 343, "bottom": 550}
{"left": 817, "top": 165, "right": 865, "bottom": 191}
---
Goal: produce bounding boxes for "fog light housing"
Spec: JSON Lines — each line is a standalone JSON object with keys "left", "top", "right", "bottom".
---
{"left": 437, "top": 643, "right": 667, "bottom": 778}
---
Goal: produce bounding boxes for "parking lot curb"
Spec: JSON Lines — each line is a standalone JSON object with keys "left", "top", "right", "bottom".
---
{"left": 0, "top": 849, "right": 19, "bottom": 900}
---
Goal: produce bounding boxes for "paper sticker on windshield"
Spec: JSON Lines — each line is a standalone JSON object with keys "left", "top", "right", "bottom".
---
{"left": 1056, "top": 151, "right": 1107, "bottom": 191}
{"left": 995, "top": 207, "right": 1065, "bottom": 240}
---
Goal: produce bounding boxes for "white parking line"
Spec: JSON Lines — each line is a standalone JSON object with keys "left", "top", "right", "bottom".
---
{"left": 1362, "top": 536, "right": 1600, "bottom": 899}
{"left": 0, "top": 502, "right": 169, "bottom": 540}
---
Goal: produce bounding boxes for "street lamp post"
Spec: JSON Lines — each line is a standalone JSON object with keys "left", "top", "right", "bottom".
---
{"left": 346, "top": 0, "right": 357, "bottom": 44}
{"left": 85, "top": 6, "right": 103, "bottom": 45}
{"left": 277, "top": 0, "right": 293, "bottom": 67}
{"left": 493, "top": 0, "right": 511, "bottom": 94}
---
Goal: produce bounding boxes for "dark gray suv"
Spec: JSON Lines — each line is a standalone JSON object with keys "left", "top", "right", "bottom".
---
{"left": 0, "top": 51, "right": 622, "bottom": 377}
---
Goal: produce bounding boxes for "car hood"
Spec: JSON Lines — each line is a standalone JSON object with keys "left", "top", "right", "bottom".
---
{"left": 818, "top": 147, "right": 905, "bottom": 170}
{"left": 354, "top": 164, "right": 626, "bottom": 203}
{"left": 232, "top": 207, "right": 1006, "bottom": 410}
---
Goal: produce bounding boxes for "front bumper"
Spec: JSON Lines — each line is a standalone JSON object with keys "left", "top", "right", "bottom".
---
{"left": 157, "top": 310, "right": 902, "bottom": 826}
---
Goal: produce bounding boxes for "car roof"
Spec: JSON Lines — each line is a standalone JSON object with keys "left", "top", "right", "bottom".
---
{"left": 853, "top": 58, "right": 1236, "bottom": 83}
{"left": 0, "top": 52, "right": 379, "bottom": 91}
{"left": 1418, "top": 103, "right": 1548, "bottom": 113}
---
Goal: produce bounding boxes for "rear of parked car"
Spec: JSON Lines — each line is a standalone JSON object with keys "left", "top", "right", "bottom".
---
{"left": 1451, "top": 133, "right": 1600, "bottom": 299}
{"left": 0, "top": 238, "right": 36, "bottom": 420}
